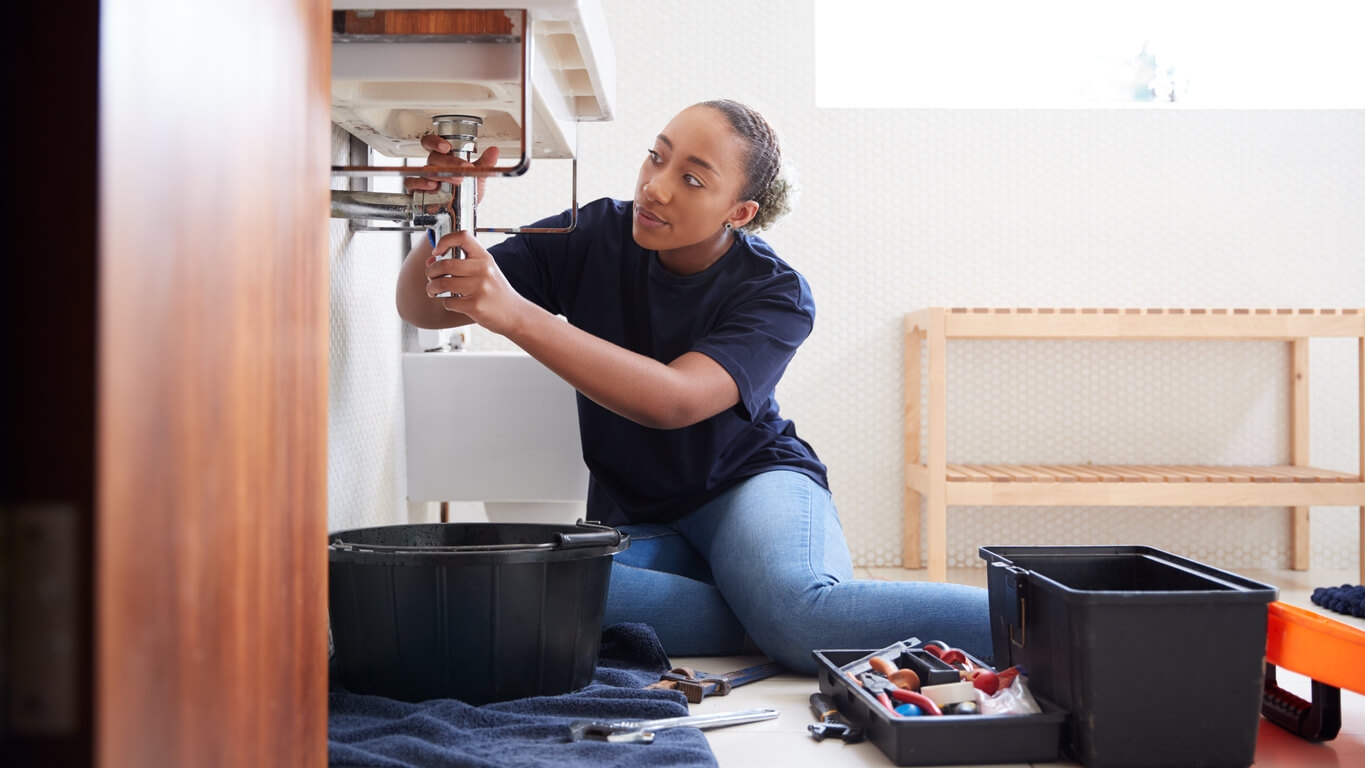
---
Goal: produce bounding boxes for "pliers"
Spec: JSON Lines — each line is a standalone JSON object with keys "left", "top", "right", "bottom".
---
{"left": 923, "top": 641, "right": 977, "bottom": 671}
{"left": 858, "top": 673, "right": 943, "bottom": 716}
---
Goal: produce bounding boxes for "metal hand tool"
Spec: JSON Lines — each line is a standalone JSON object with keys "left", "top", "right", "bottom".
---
{"left": 858, "top": 672, "right": 898, "bottom": 713}
{"left": 807, "top": 692, "right": 864, "bottom": 743}
{"left": 646, "top": 661, "right": 786, "bottom": 703}
{"left": 859, "top": 673, "right": 943, "bottom": 716}
{"left": 566, "top": 707, "right": 779, "bottom": 744}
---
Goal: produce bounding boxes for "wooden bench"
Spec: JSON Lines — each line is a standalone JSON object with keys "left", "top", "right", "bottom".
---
{"left": 904, "top": 307, "right": 1365, "bottom": 582}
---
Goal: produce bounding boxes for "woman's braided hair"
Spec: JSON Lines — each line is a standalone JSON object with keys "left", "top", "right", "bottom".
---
{"left": 700, "top": 99, "right": 793, "bottom": 233}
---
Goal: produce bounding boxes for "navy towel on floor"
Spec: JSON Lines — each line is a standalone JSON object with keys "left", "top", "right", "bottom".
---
{"left": 328, "top": 623, "right": 717, "bottom": 768}
{"left": 1312, "top": 584, "right": 1365, "bottom": 618}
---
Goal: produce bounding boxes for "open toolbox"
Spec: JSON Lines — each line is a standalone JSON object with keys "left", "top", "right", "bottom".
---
{"left": 980, "top": 545, "right": 1276, "bottom": 767}
{"left": 813, "top": 646, "right": 1067, "bottom": 766}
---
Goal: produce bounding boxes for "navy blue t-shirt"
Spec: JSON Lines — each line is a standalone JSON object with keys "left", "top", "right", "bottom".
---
{"left": 489, "top": 198, "right": 829, "bottom": 525}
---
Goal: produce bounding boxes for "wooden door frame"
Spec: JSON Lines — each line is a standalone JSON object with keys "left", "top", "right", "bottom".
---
{"left": 4, "top": 2, "right": 331, "bottom": 765}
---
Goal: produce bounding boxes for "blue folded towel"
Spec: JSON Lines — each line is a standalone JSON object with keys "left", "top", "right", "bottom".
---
{"left": 328, "top": 623, "right": 717, "bottom": 768}
{"left": 1312, "top": 583, "right": 1365, "bottom": 618}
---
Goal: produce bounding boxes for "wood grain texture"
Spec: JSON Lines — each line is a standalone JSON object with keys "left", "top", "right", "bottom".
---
{"left": 941, "top": 306, "right": 1365, "bottom": 339}
{"left": 335, "top": 9, "right": 516, "bottom": 36}
{"left": 1291, "top": 338, "right": 1311, "bottom": 569}
{"left": 97, "top": 1, "right": 331, "bottom": 765}
{"left": 902, "top": 316, "right": 923, "bottom": 568}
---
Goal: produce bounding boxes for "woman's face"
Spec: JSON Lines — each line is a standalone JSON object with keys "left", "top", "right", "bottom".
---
{"left": 632, "top": 105, "right": 756, "bottom": 265}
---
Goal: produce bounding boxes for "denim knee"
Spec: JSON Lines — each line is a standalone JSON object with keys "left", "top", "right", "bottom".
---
{"left": 739, "top": 581, "right": 993, "bottom": 676}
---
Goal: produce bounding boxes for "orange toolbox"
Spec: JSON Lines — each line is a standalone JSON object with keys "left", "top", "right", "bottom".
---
{"left": 1262, "top": 601, "right": 1365, "bottom": 741}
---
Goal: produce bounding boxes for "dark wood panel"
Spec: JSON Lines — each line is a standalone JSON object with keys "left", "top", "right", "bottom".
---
{"left": 95, "top": 0, "right": 331, "bottom": 766}
{"left": 335, "top": 9, "right": 516, "bottom": 36}
{"left": 3, "top": 3, "right": 100, "bottom": 765}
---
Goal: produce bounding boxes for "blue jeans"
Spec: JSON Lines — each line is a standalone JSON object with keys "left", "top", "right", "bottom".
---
{"left": 602, "top": 470, "right": 991, "bottom": 675}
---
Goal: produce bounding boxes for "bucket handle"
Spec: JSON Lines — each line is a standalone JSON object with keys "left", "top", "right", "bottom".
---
{"left": 555, "top": 520, "right": 624, "bottom": 550}
{"left": 329, "top": 540, "right": 558, "bottom": 554}
{"left": 328, "top": 520, "right": 622, "bottom": 554}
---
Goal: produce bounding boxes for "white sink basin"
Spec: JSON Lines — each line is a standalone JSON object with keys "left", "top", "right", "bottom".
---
{"left": 332, "top": 0, "right": 615, "bottom": 161}
{"left": 402, "top": 351, "right": 588, "bottom": 514}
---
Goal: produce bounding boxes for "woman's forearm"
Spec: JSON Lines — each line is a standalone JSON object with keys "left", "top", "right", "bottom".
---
{"left": 395, "top": 240, "right": 474, "bottom": 330}
{"left": 504, "top": 307, "right": 739, "bottom": 430}
{"left": 401, "top": 230, "right": 738, "bottom": 429}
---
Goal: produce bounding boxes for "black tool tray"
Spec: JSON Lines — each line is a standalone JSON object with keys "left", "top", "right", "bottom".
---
{"left": 814, "top": 649, "right": 1067, "bottom": 766}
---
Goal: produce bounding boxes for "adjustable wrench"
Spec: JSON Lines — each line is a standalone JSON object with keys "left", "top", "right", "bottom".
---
{"left": 566, "top": 707, "right": 779, "bottom": 743}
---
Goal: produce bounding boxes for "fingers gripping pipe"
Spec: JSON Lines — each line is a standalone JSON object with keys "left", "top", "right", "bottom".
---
{"left": 425, "top": 114, "right": 482, "bottom": 261}
{"left": 327, "top": 114, "right": 481, "bottom": 236}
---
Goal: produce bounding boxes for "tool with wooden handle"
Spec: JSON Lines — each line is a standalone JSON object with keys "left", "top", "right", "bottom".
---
{"left": 646, "top": 661, "right": 785, "bottom": 703}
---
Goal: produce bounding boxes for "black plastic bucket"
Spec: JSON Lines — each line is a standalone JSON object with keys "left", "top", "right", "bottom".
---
{"left": 328, "top": 520, "right": 629, "bottom": 704}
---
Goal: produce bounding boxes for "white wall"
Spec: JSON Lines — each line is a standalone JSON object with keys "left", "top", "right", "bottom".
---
{"left": 328, "top": 1, "right": 1364, "bottom": 571}
{"left": 326, "top": 124, "right": 413, "bottom": 534}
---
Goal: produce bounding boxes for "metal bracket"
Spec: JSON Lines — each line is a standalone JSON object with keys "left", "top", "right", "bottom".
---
{"left": 330, "top": 10, "right": 532, "bottom": 183}
{"left": 329, "top": 8, "right": 579, "bottom": 237}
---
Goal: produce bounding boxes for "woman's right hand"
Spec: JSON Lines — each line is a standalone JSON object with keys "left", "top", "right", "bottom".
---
{"left": 423, "top": 230, "right": 534, "bottom": 337}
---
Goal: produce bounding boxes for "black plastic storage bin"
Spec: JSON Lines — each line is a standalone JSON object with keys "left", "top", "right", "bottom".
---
{"left": 814, "top": 649, "right": 1067, "bottom": 765}
{"left": 328, "top": 521, "right": 629, "bottom": 704}
{"left": 980, "top": 545, "right": 1277, "bottom": 768}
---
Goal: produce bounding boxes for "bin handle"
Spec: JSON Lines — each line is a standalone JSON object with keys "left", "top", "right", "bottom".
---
{"left": 992, "top": 562, "right": 1029, "bottom": 648}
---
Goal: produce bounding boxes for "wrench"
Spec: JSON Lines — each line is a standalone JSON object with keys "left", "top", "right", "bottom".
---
{"left": 566, "top": 707, "right": 779, "bottom": 743}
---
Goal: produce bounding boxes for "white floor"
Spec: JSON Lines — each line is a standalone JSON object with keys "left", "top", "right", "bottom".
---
{"left": 671, "top": 565, "right": 1365, "bottom": 767}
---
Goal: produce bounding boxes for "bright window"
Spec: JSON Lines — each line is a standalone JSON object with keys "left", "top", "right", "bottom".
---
{"left": 814, "top": 0, "right": 1363, "bottom": 108}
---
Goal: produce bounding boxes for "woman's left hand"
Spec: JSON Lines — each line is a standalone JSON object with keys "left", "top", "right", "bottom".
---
{"left": 424, "top": 231, "right": 532, "bottom": 337}
{"left": 405, "top": 139, "right": 500, "bottom": 204}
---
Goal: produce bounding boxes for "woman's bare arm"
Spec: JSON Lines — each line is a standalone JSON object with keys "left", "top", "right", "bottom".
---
{"left": 423, "top": 230, "right": 740, "bottom": 430}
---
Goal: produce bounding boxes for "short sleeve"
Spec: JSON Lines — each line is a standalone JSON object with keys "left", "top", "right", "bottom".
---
{"left": 691, "top": 271, "right": 814, "bottom": 420}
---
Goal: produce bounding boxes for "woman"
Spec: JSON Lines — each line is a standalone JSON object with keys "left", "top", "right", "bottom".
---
{"left": 397, "top": 99, "right": 990, "bottom": 674}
